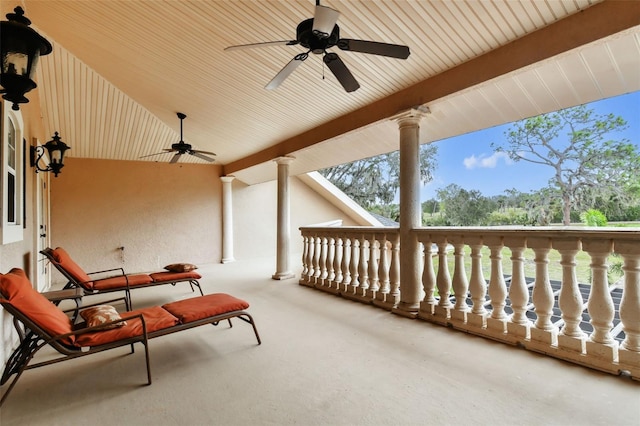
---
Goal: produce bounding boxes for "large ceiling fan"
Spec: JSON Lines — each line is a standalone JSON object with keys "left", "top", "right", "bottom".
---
{"left": 224, "top": 0, "right": 410, "bottom": 93}
{"left": 140, "top": 113, "right": 216, "bottom": 164}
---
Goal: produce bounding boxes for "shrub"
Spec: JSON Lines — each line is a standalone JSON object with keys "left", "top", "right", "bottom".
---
{"left": 580, "top": 209, "right": 608, "bottom": 227}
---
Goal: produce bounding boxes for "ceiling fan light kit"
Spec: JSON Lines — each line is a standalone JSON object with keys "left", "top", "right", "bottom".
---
{"left": 225, "top": 0, "right": 410, "bottom": 92}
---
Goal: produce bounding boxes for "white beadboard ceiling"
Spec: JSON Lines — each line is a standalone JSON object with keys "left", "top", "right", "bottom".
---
{"left": 4, "top": 0, "right": 639, "bottom": 184}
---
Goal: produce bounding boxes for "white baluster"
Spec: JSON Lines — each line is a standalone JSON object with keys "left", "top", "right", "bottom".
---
{"left": 357, "top": 235, "right": 369, "bottom": 297}
{"left": 367, "top": 235, "right": 380, "bottom": 298}
{"left": 332, "top": 236, "right": 343, "bottom": 291}
{"left": 349, "top": 237, "right": 360, "bottom": 294}
{"left": 450, "top": 237, "right": 469, "bottom": 325}
{"left": 485, "top": 236, "right": 508, "bottom": 336}
{"left": 301, "top": 234, "right": 309, "bottom": 278}
{"left": 434, "top": 239, "right": 452, "bottom": 323}
{"left": 319, "top": 234, "right": 328, "bottom": 284}
{"left": 326, "top": 236, "right": 336, "bottom": 284}
{"left": 583, "top": 239, "right": 617, "bottom": 362}
{"left": 341, "top": 237, "right": 352, "bottom": 292}
{"left": 306, "top": 235, "right": 315, "bottom": 282}
{"left": 466, "top": 236, "right": 487, "bottom": 329}
{"left": 528, "top": 237, "right": 558, "bottom": 347}
{"left": 613, "top": 240, "right": 640, "bottom": 369}
{"left": 504, "top": 236, "right": 531, "bottom": 341}
{"left": 374, "top": 234, "right": 391, "bottom": 308}
{"left": 313, "top": 234, "right": 322, "bottom": 282}
{"left": 419, "top": 237, "right": 436, "bottom": 317}
{"left": 388, "top": 233, "right": 401, "bottom": 307}
{"left": 554, "top": 238, "right": 586, "bottom": 353}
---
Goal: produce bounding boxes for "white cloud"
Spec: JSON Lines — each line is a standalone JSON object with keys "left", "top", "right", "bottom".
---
{"left": 463, "top": 152, "right": 513, "bottom": 169}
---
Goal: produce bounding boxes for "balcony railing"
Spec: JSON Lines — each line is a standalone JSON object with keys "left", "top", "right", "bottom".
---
{"left": 299, "top": 226, "right": 639, "bottom": 380}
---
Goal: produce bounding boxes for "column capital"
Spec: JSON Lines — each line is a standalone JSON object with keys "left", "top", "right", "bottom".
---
{"left": 220, "top": 175, "right": 235, "bottom": 183}
{"left": 274, "top": 156, "right": 295, "bottom": 165}
{"left": 391, "top": 106, "right": 430, "bottom": 125}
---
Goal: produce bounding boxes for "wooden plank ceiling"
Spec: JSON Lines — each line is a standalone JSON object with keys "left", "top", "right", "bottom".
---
{"left": 5, "top": 0, "right": 639, "bottom": 184}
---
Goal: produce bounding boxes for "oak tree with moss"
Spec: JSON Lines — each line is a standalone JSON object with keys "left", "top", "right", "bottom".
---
{"left": 492, "top": 105, "right": 639, "bottom": 225}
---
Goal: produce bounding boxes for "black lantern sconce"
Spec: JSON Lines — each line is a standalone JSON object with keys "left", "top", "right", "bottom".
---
{"left": 1, "top": 6, "right": 52, "bottom": 111}
{"left": 30, "top": 132, "right": 70, "bottom": 177}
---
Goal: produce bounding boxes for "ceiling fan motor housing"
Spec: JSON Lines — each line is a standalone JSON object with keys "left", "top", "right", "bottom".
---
{"left": 297, "top": 18, "right": 339, "bottom": 54}
{"left": 171, "top": 142, "right": 191, "bottom": 153}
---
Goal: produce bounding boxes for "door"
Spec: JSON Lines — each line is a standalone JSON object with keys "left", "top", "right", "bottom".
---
{"left": 35, "top": 171, "right": 51, "bottom": 292}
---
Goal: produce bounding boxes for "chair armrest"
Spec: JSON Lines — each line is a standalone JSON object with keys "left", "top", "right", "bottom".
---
{"left": 87, "top": 267, "right": 126, "bottom": 276}
{"left": 47, "top": 312, "right": 148, "bottom": 344}
{"left": 62, "top": 296, "right": 130, "bottom": 315}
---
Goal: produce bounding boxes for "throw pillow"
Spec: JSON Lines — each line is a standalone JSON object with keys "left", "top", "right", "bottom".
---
{"left": 80, "top": 305, "right": 126, "bottom": 329}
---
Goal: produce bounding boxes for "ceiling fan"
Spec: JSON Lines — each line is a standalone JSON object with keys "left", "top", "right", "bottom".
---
{"left": 140, "top": 112, "right": 216, "bottom": 164}
{"left": 224, "top": 0, "right": 410, "bottom": 93}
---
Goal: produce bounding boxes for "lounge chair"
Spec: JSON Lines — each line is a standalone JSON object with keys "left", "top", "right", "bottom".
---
{"left": 0, "top": 268, "right": 261, "bottom": 407}
{"left": 41, "top": 247, "right": 204, "bottom": 308}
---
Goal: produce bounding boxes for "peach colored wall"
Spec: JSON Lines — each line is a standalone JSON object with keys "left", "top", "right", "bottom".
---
{"left": 50, "top": 158, "right": 222, "bottom": 275}
{"left": 232, "top": 176, "right": 358, "bottom": 260}
{"left": 50, "top": 159, "right": 357, "bottom": 283}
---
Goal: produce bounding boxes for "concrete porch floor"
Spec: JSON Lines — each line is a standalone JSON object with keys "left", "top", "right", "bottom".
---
{"left": 1, "top": 256, "right": 638, "bottom": 425}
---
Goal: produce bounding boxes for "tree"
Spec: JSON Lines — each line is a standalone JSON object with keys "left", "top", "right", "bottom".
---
{"left": 319, "top": 144, "right": 438, "bottom": 209}
{"left": 492, "top": 105, "right": 640, "bottom": 225}
{"left": 437, "top": 184, "right": 496, "bottom": 226}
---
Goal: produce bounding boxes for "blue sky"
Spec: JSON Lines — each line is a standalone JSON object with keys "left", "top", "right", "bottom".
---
{"left": 420, "top": 91, "right": 640, "bottom": 201}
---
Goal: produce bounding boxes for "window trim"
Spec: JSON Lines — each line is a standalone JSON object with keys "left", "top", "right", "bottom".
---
{"left": 1, "top": 100, "right": 25, "bottom": 244}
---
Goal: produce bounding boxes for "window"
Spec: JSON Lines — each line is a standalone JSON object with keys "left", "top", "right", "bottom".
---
{"left": 1, "top": 100, "right": 24, "bottom": 244}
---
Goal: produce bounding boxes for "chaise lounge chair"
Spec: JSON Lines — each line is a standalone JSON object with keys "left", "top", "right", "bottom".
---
{"left": 41, "top": 247, "right": 204, "bottom": 309}
{"left": 0, "top": 268, "right": 261, "bottom": 407}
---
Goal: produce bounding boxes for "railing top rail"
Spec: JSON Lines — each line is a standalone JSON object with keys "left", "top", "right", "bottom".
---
{"left": 299, "top": 225, "right": 639, "bottom": 241}
{"left": 413, "top": 226, "right": 639, "bottom": 241}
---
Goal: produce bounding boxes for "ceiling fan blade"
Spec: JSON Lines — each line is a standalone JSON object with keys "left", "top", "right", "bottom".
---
{"left": 169, "top": 153, "right": 181, "bottom": 164}
{"left": 192, "top": 149, "right": 217, "bottom": 156}
{"left": 312, "top": 5, "right": 340, "bottom": 38}
{"left": 323, "top": 53, "right": 360, "bottom": 93}
{"left": 337, "top": 39, "right": 410, "bottom": 59}
{"left": 139, "top": 152, "right": 167, "bottom": 159}
{"left": 224, "top": 40, "right": 299, "bottom": 52}
{"left": 190, "top": 152, "right": 216, "bottom": 162}
{"left": 265, "top": 52, "right": 308, "bottom": 90}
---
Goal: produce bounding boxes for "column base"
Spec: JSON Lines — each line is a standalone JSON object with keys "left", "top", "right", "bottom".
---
{"left": 272, "top": 271, "right": 296, "bottom": 280}
{"left": 221, "top": 257, "right": 235, "bottom": 264}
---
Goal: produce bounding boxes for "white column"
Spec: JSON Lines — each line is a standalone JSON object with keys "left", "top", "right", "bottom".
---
{"left": 272, "top": 156, "right": 296, "bottom": 280}
{"left": 393, "top": 109, "right": 427, "bottom": 317}
{"left": 220, "top": 175, "right": 235, "bottom": 263}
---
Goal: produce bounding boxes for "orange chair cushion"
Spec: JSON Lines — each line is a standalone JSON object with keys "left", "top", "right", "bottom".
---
{"left": 75, "top": 306, "right": 179, "bottom": 347}
{"left": 149, "top": 271, "right": 202, "bottom": 282}
{"left": 0, "top": 268, "right": 75, "bottom": 345}
{"left": 162, "top": 293, "right": 249, "bottom": 324}
{"left": 92, "top": 273, "right": 153, "bottom": 291}
{"left": 51, "top": 247, "right": 93, "bottom": 289}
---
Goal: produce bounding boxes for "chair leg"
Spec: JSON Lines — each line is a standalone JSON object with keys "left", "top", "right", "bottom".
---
{"left": 142, "top": 340, "right": 152, "bottom": 385}
{"left": 192, "top": 280, "right": 204, "bottom": 296}
{"left": 237, "top": 314, "right": 262, "bottom": 345}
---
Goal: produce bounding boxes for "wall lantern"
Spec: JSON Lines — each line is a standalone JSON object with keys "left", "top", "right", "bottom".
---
{"left": 0, "top": 6, "right": 52, "bottom": 111}
{"left": 31, "top": 132, "right": 70, "bottom": 177}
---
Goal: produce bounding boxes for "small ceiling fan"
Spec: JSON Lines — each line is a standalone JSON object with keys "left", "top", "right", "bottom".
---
{"left": 224, "top": 0, "right": 410, "bottom": 93}
{"left": 140, "top": 112, "right": 216, "bottom": 164}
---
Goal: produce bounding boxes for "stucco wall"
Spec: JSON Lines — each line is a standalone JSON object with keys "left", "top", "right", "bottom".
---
{"left": 50, "top": 158, "right": 222, "bottom": 275}
{"left": 50, "top": 159, "right": 358, "bottom": 282}
{"left": 232, "top": 176, "right": 358, "bottom": 260}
